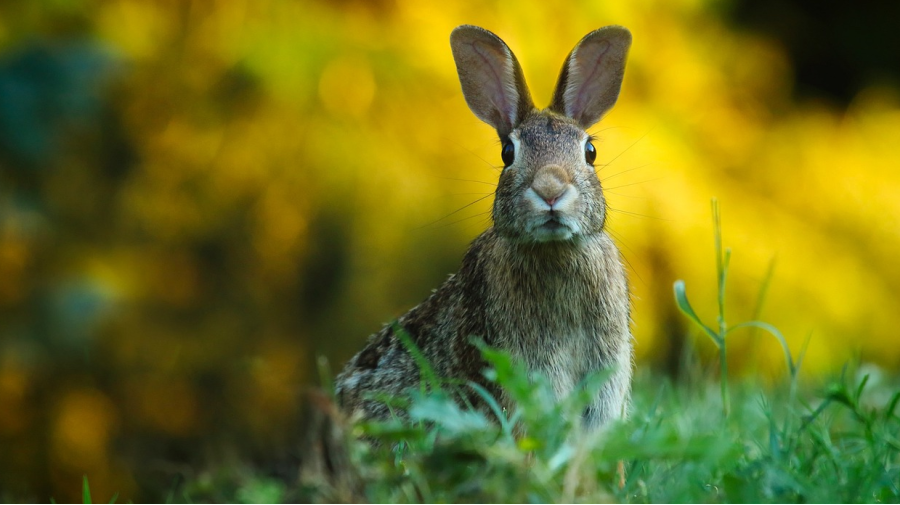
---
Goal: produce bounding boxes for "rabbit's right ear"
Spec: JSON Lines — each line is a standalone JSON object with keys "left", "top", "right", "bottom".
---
{"left": 549, "top": 26, "right": 631, "bottom": 128}
{"left": 450, "top": 25, "right": 534, "bottom": 138}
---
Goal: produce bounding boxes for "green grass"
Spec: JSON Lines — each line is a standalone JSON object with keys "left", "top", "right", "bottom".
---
{"left": 181, "top": 202, "right": 900, "bottom": 503}
{"left": 178, "top": 358, "right": 898, "bottom": 503}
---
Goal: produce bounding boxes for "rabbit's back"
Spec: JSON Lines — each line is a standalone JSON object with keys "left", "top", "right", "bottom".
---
{"left": 335, "top": 233, "right": 497, "bottom": 420}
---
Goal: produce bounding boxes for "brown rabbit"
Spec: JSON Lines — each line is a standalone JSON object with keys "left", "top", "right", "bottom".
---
{"left": 335, "top": 25, "right": 633, "bottom": 430}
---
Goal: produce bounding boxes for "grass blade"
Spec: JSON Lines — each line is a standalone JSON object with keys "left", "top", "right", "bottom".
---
{"left": 727, "top": 320, "right": 795, "bottom": 376}
{"left": 887, "top": 390, "right": 900, "bottom": 420}
{"left": 82, "top": 476, "right": 92, "bottom": 505}
{"left": 394, "top": 322, "right": 442, "bottom": 393}
{"left": 855, "top": 374, "right": 870, "bottom": 403}
{"left": 673, "top": 280, "right": 720, "bottom": 345}
{"left": 467, "top": 380, "right": 513, "bottom": 436}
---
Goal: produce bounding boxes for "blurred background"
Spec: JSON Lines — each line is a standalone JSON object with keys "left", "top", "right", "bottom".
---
{"left": 1, "top": 0, "right": 899, "bottom": 501}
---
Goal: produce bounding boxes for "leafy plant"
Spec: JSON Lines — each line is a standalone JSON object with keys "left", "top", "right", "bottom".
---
{"left": 674, "top": 199, "right": 798, "bottom": 417}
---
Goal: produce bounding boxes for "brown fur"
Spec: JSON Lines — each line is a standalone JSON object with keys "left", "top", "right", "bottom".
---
{"left": 335, "top": 25, "right": 634, "bottom": 430}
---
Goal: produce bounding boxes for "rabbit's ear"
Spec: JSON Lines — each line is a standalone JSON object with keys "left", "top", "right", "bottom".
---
{"left": 549, "top": 26, "right": 631, "bottom": 128}
{"left": 451, "top": 25, "right": 534, "bottom": 137}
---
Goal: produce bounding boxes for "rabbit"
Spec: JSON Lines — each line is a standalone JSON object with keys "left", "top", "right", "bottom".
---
{"left": 335, "top": 24, "right": 633, "bottom": 431}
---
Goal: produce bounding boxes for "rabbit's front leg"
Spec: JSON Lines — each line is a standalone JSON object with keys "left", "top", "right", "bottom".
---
{"left": 581, "top": 365, "right": 631, "bottom": 430}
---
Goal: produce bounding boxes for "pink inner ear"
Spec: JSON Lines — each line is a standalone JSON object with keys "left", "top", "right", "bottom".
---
{"left": 567, "top": 39, "right": 611, "bottom": 121}
{"left": 469, "top": 41, "right": 513, "bottom": 126}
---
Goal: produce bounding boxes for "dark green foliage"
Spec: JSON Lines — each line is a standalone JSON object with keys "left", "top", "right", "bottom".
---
{"left": 183, "top": 350, "right": 898, "bottom": 503}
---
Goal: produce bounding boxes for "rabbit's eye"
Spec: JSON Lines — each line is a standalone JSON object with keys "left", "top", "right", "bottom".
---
{"left": 585, "top": 141, "right": 597, "bottom": 165}
{"left": 501, "top": 141, "right": 515, "bottom": 167}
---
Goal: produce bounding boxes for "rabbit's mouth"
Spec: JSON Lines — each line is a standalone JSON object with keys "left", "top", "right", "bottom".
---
{"left": 528, "top": 215, "right": 577, "bottom": 242}
{"left": 543, "top": 217, "right": 567, "bottom": 230}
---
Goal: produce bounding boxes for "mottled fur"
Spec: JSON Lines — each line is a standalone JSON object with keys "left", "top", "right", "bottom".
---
{"left": 336, "top": 25, "right": 633, "bottom": 430}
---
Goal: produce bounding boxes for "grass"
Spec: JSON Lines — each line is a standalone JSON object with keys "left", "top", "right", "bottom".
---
{"left": 178, "top": 357, "right": 899, "bottom": 503}
{"left": 170, "top": 202, "right": 900, "bottom": 502}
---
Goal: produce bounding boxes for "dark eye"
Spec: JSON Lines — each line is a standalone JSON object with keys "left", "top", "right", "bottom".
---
{"left": 585, "top": 141, "right": 597, "bottom": 165}
{"left": 501, "top": 141, "right": 515, "bottom": 167}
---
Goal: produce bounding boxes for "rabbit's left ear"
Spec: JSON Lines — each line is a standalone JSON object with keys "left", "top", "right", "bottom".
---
{"left": 451, "top": 25, "right": 534, "bottom": 138}
{"left": 550, "top": 26, "right": 631, "bottom": 128}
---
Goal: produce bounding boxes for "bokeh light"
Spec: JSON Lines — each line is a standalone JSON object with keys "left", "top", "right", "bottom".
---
{"left": 1, "top": 0, "right": 898, "bottom": 501}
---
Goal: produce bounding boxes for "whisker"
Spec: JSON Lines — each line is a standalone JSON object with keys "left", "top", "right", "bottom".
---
{"left": 600, "top": 163, "right": 652, "bottom": 182}
{"left": 446, "top": 137, "right": 503, "bottom": 173}
{"left": 589, "top": 126, "right": 621, "bottom": 136}
{"left": 415, "top": 193, "right": 494, "bottom": 230}
{"left": 596, "top": 129, "right": 651, "bottom": 170}
{"left": 608, "top": 207, "right": 672, "bottom": 222}
{"left": 605, "top": 227, "right": 646, "bottom": 287}
{"left": 432, "top": 210, "right": 493, "bottom": 230}
{"left": 435, "top": 176, "right": 497, "bottom": 187}
{"left": 468, "top": 146, "right": 502, "bottom": 173}
{"left": 604, "top": 191, "right": 649, "bottom": 200}
{"left": 604, "top": 177, "right": 666, "bottom": 191}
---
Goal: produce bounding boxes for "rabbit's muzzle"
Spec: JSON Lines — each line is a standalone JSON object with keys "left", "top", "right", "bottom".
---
{"left": 523, "top": 164, "right": 582, "bottom": 242}
{"left": 531, "top": 164, "right": 571, "bottom": 206}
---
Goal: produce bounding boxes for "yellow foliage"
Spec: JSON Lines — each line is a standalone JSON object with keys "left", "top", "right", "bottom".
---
{"left": 1, "top": 0, "right": 899, "bottom": 500}
{"left": 52, "top": 389, "right": 118, "bottom": 469}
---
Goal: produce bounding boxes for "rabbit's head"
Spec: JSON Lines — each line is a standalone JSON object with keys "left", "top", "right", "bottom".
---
{"left": 450, "top": 25, "right": 631, "bottom": 243}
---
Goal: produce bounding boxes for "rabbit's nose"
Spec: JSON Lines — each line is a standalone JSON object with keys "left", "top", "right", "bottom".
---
{"left": 532, "top": 165, "right": 571, "bottom": 206}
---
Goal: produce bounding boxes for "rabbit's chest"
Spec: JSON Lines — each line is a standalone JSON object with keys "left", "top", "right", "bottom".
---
{"left": 489, "top": 282, "right": 618, "bottom": 399}
{"left": 524, "top": 324, "right": 599, "bottom": 400}
{"left": 482, "top": 234, "right": 630, "bottom": 399}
